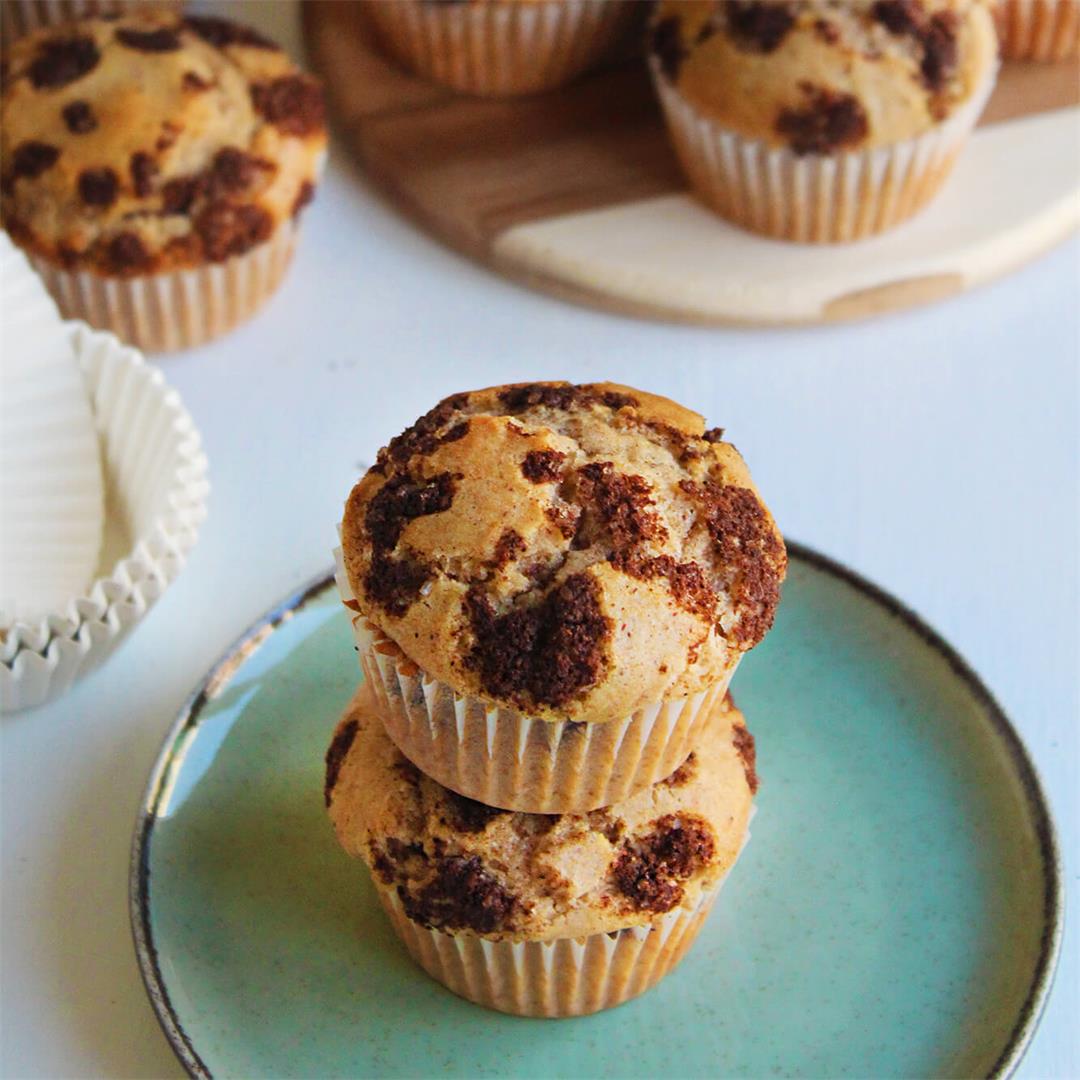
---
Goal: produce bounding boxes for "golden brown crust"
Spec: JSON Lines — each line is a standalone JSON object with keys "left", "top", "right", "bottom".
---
{"left": 649, "top": 0, "right": 997, "bottom": 152}
{"left": 340, "top": 382, "right": 786, "bottom": 724}
{"left": 0, "top": 11, "right": 326, "bottom": 275}
{"left": 326, "top": 683, "right": 754, "bottom": 942}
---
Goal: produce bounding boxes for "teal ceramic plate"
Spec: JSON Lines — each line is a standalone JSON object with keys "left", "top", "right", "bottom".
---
{"left": 131, "top": 546, "right": 1062, "bottom": 1079}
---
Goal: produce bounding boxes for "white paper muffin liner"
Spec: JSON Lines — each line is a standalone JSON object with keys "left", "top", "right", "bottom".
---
{"left": 28, "top": 221, "right": 299, "bottom": 354}
{"left": 0, "top": 0, "right": 183, "bottom": 41}
{"left": 377, "top": 868, "right": 736, "bottom": 1017}
{"left": 0, "top": 234, "right": 105, "bottom": 626}
{"left": 996, "top": 0, "right": 1080, "bottom": 59}
{"left": 335, "top": 548, "right": 733, "bottom": 814}
{"left": 0, "top": 324, "right": 209, "bottom": 712}
{"left": 364, "top": 0, "right": 635, "bottom": 97}
{"left": 650, "top": 55, "right": 998, "bottom": 243}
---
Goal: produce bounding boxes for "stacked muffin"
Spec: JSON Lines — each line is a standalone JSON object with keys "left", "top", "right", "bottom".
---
{"left": 326, "top": 382, "right": 786, "bottom": 1016}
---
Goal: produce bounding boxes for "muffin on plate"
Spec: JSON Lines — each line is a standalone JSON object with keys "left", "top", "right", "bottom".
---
{"left": 1, "top": 10, "right": 326, "bottom": 351}
{"left": 362, "top": 0, "right": 636, "bottom": 97}
{"left": 326, "top": 683, "right": 757, "bottom": 1017}
{"left": 647, "top": 0, "right": 999, "bottom": 242}
{"left": 336, "top": 382, "right": 785, "bottom": 813}
{"left": 995, "top": 0, "right": 1079, "bottom": 59}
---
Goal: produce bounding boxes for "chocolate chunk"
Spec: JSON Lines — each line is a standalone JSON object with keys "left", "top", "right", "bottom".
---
{"left": 679, "top": 479, "right": 783, "bottom": 646}
{"left": 661, "top": 752, "right": 697, "bottom": 788}
{"left": 361, "top": 471, "right": 456, "bottom": 615}
{"left": 497, "top": 384, "right": 639, "bottom": 415}
{"left": 378, "top": 395, "right": 471, "bottom": 467}
{"left": 443, "top": 791, "right": 507, "bottom": 834}
{"left": 206, "top": 147, "right": 274, "bottom": 197}
{"left": 577, "top": 462, "right": 667, "bottom": 550}
{"left": 776, "top": 87, "right": 868, "bottom": 155}
{"left": 732, "top": 723, "right": 759, "bottom": 794}
{"left": 324, "top": 718, "right": 359, "bottom": 806}
{"left": 251, "top": 75, "right": 325, "bottom": 137}
{"left": 104, "top": 231, "right": 153, "bottom": 274}
{"left": 650, "top": 16, "right": 686, "bottom": 81}
{"left": 77, "top": 167, "right": 118, "bottom": 207}
{"left": 401, "top": 855, "right": 517, "bottom": 934}
{"left": 291, "top": 179, "right": 315, "bottom": 218}
{"left": 184, "top": 15, "right": 280, "bottom": 50}
{"left": 465, "top": 572, "right": 610, "bottom": 709}
{"left": 919, "top": 13, "right": 958, "bottom": 92}
{"left": 612, "top": 814, "right": 715, "bottom": 913}
{"left": 873, "top": 2, "right": 958, "bottom": 92}
{"left": 61, "top": 100, "right": 97, "bottom": 134}
{"left": 365, "top": 472, "right": 457, "bottom": 553}
{"left": 11, "top": 141, "right": 59, "bottom": 181}
{"left": 29, "top": 36, "right": 100, "bottom": 90}
{"left": 873, "top": 0, "right": 922, "bottom": 35}
{"left": 161, "top": 176, "right": 202, "bottom": 215}
{"left": 194, "top": 200, "right": 273, "bottom": 260}
{"left": 609, "top": 551, "right": 718, "bottom": 623}
{"left": 814, "top": 18, "right": 841, "bottom": 45}
{"left": 727, "top": 1, "right": 796, "bottom": 53}
{"left": 521, "top": 449, "right": 565, "bottom": 484}
{"left": 491, "top": 529, "right": 525, "bottom": 570}
{"left": 129, "top": 152, "right": 158, "bottom": 197}
{"left": 702, "top": 427, "right": 725, "bottom": 443}
{"left": 364, "top": 553, "right": 433, "bottom": 618}
{"left": 182, "top": 71, "right": 211, "bottom": 92}
{"left": 116, "top": 26, "right": 181, "bottom": 52}
{"left": 546, "top": 505, "right": 579, "bottom": 540}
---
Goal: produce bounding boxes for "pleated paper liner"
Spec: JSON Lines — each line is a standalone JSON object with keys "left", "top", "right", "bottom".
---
{"left": 649, "top": 53, "right": 999, "bottom": 243}
{"left": 0, "top": 324, "right": 209, "bottom": 712}
{"left": 996, "top": 0, "right": 1080, "bottom": 60}
{"left": 0, "top": 234, "right": 104, "bottom": 627}
{"left": 0, "top": 0, "right": 183, "bottom": 41}
{"left": 363, "top": 0, "right": 636, "bottom": 98}
{"left": 377, "top": 877, "right": 723, "bottom": 1018}
{"left": 29, "top": 221, "right": 299, "bottom": 354}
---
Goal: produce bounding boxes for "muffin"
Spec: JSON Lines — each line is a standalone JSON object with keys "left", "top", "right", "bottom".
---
{"left": 995, "top": 0, "right": 1079, "bottom": 59}
{"left": 326, "top": 682, "right": 757, "bottom": 1016}
{"left": 0, "top": 0, "right": 183, "bottom": 44}
{"left": 336, "top": 382, "right": 785, "bottom": 813}
{"left": 647, "top": 1, "right": 999, "bottom": 242}
{"left": 362, "top": 0, "right": 636, "bottom": 98}
{"left": 1, "top": 11, "right": 326, "bottom": 351}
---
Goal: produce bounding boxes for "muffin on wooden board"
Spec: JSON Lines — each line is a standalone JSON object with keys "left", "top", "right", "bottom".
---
{"left": 326, "top": 683, "right": 757, "bottom": 1016}
{"left": 336, "top": 381, "right": 785, "bottom": 813}
{"left": 362, "top": 0, "right": 636, "bottom": 98}
{"left": 1, "top": 11, "right": 326, "bottom": 351}
{"left": 995, "top": 0, "right": 1079, "bottom": 59}
{"left": 647, "top": 0, "right": 999, "bottom": 242}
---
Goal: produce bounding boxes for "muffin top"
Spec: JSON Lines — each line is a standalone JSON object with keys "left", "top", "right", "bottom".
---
{"left": 340, "top": 382, "right": 786, "bottom": 725}
{"left": 1, "top": 11, "right": 326, "bottom": 275}
{"left": 649, "top": 0, "right": 997, "bottom": 153}
{"left": 326, "top": 683, "right": 756, "bottom": 942}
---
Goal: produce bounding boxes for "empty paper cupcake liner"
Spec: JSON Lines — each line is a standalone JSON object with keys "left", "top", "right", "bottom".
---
{"left": 29, "top": 220, "right": 299, "bottom": 354}
{"left": 0, "top": 0, "right": 183, "bottom": 41}
{"left": 996, "top": 0, "right": 1080, "bottom": 60}
{"left": 364, "top": 0, "right": 635, "bottom": 97}
{"left": 376, "top": 877, "right": 722, "bottom": 1018}
{"left": 335, "top": 548, "right": 732, "bottom": 813}
{"left": 0, "top": 323, "right": 208, "bottom": 712}
{"left": 650, "top": 56, "right": 998, "bottom": 243}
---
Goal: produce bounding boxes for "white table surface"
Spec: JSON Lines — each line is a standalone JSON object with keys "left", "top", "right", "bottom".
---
{"left": 1, "top": 3, "right": 1077, "bottom": 1077}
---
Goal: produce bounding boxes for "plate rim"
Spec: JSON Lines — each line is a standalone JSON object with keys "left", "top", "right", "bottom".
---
{"left": 129, "top": 545, "right": 1064, "bottom": 1080}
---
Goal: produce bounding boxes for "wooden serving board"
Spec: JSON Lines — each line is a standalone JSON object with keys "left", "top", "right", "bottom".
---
{"left": 304, "top": 1, "right": 1080, "bottom": 325}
